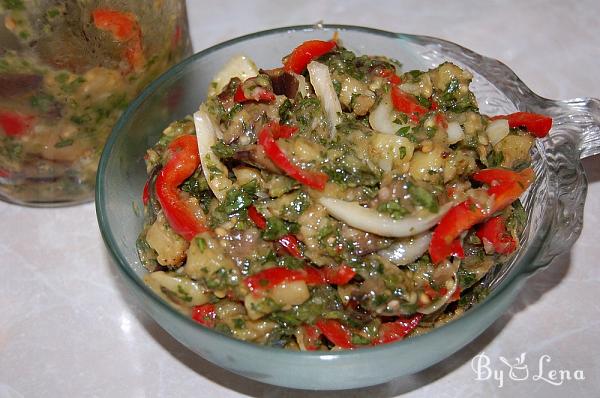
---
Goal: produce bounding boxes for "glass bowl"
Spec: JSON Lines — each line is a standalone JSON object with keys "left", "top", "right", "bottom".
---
{"left": 95, "top": 25, "right": 600, "bottom": 390}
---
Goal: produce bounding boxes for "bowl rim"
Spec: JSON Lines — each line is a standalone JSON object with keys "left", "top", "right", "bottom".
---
{"left": 96, "top": 24, "right": 566, "bottom": 360}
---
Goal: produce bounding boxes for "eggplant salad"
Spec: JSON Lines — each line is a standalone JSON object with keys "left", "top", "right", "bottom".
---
{"left": 138, "top": 38, "right": 552, "bottom": 350}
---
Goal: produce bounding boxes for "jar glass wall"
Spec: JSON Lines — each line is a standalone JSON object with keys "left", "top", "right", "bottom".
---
{"left": 0, "top": 0, "right": 192, "bottom": 205}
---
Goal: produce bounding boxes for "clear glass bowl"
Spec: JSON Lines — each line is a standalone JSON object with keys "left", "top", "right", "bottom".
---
{"left": 95, "top": 25, "right": 600, "bottom": 390}
{"left": 0, "top": 0, "right": 191, "bottom": 206}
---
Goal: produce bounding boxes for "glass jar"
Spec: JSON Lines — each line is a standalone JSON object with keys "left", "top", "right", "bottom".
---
{"left": 0, "top": 0, "right": 191, "bottom": 205}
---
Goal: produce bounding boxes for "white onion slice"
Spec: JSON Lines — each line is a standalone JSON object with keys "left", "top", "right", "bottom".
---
{"left": 318, "top": 197, "right": 454, "bottom": 238}
{"left": 446, "top": 121, "right": 464, "bottom": 145}
{"left": 307, "top": 61, "right": 341, "bottom": 138}
{"left": 486, "top": 118, "right": 510, "bottom": 146}
{"left": 368, "top": 93, "right": 403, "bottom": 135}
{"left": 207, "top": 55, "right": 258, "bottom": 96}
{"left": 193, "top": 108, "right": 234, "bottom": 202}
{"left": 417, "top": 273, "right": 458, "bottom": 315}
{"left": 295, "top": 74, "right": 310, "bottom": 98}
{"left": 377, "top": 232, "right": 432, "bottom": 266}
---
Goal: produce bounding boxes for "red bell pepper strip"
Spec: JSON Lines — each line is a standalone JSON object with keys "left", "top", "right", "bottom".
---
{"left": 142, "top": 179, "right": 150, "bottom": 206}
{"left": 303, "top": 265, "right": 327, "bottom": 285}
{"left": 429, "top": 199, "right": 485, "bottom": 264}
{"left": 0, "top": 110, "right": 34, "bottom": 137}
{"left": 423, "top": 283, "right": 441, "bottom": 300}
{"left": 377, "top": 68, "right": 402, "bottom": 85}
{"left": 450, "top": 286, "right": 462, "bottom": 302}
{"left": 234, "top": 85, "right": 276, "bottom": 103}
{"left": 244, "top": 267, "right": 308, "bottom": 292}
{"left": 476, "top": 216, "right": 517, "bottom": 255}
{"left": 373, "top": 313, "right": 423, "bottom": 345}
{"left": 191, "top": 303, "right": 217, "bottom": 328}
{"left": 247, "top": 205, "right": 304, "bottom": 258}
{"left": 283, "top": 40, "right": 336, "bottom": 74}
{"left": 270, "top": 123, "right": 299, "bottom": 139}
{"left": 390, "top": 86, "right": 428, "bottom": 123}
{"left": 435, "top": 113, "right": 448, "bottom": 129}
{"left": 248, "top": 205, "right": 267, "bottom": 229}
{"left": 258, "top": 122, "right": 328, "bottom": 190}
{"left": 473, "top": 167, "right": 534, "bottom": 212}
{"left": 277, "top": 233, "right": 304, "bottom": 259}
{"left": 243, "top": 265, "right": 329, "bottom": 293}
{"left": 490, "top": 112, "right": 552, "bottom": 138}
{"left": 315, "top": 319, "right": 353, "bottom": 349}
{"left": 472, "top": 167, "right": 534, "bottom": 186}
{"left": 92, "top": 8, "right": 144, "bottom": 71}
{"left": 155, "top": 135, "right": 209, "bottom": 241}
{"left": 323, "top": 264, "right": 356, "bottom": 285}
{"left": 429, "top": 168, "right": 533, "bottom": 263}
{"left": 301, "top": 324, "right": 322, "bottom": 351}
{"left": 449, "top": 238, "right": 465, "bottom": 259}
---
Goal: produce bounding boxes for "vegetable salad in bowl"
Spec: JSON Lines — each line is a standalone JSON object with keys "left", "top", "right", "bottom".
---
{"left": 137, "top": 38, "right": 551, "bottom": 350}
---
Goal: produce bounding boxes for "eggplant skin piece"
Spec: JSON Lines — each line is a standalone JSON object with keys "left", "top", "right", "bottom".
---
{"left": 0, "top": 74, "right": 43, "bottom": 97}
{"left": 260, "top": 68, "right": 299, "bottom": 99}
{"left": 233, "top": 144, "right": 281, "bottom": 174}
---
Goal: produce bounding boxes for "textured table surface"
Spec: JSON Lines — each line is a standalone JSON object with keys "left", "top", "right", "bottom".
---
{"left": 1, "top": 1, "right": 599, "bottom": 397}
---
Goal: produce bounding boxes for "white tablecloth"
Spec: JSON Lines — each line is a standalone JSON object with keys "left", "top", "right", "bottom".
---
{"left": 2, "top": 1, "right": 599, "bottom": 397}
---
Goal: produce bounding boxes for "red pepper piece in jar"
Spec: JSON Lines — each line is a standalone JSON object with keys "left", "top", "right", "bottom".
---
{"left": 490, "top": 112, "right": 552, "bottom": 138}
{"left": 0, "top": 110, "right": 34, "bottom": 137}
{"left": 283, "top": 40, "right": 337, "bottom": 74}
{"left": 92, "top": 8, "right": 145, "bottom": 71}
{"left": 155, "top": 135, "right": 208, "bottom": 241}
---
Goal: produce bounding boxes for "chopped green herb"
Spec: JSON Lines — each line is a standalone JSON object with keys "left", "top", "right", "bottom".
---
{"left": 377, "top": 199, "right": 408, "bottom": 219}
{"left": 54, "top": 138, "right": 74, "bottom": 148}
{"left": 2, "top": 0, "right": 24, "bottom": 10}
{"left": 176, "top": 285, "right": 193, "bottom": 302}
{"left": 408, "top": 183, "right": 438, "bottom": 213}
{"left": 47, "top": 8, "right": 60, "bottom": 18}
{"left": 196, "top": 237, "right": 207, "bottom": 252}
{"left": 281, "top": 191, "right": 310, "bottom": 219}
{"left": 261, "top": 217, "right": 299, "bottom": 241}
{"left": 211, "top": 140, "right": 236, "bottom": 159}
{"left": 278, "top": 98, "right": 293, "bottom": 123}
{"left": 487, "top": 150, "right": 504, "bottom": 167}
{"left": 233, "top": 318, "right": 246, "bottom": 329}
{"left": 506, "top": 200, "right": 527, "bottom": 235}
{"left": 398, "top": 146, "right": 407, "bottom": 159}
{"left": 457, "top": 267, "right": 477, "bottom": 289}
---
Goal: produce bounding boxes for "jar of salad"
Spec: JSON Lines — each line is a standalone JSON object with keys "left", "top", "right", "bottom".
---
{"left": 0, "top": 0, "right": 192, "bottom": 205}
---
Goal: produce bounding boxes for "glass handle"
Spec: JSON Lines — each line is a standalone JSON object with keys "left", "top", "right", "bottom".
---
{"left": 547, "top": 97, "right": 600, "bottom": 159}
{"left": 523, "top": 97, "right": 598, "bottom": 272}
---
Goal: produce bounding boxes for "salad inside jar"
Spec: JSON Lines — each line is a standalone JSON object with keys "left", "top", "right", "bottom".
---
{"left": 138, "top": 38, "right": 551, "bottom": 350}
{"left": 0, "top": 0, "right": 191, "bottom": 204}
